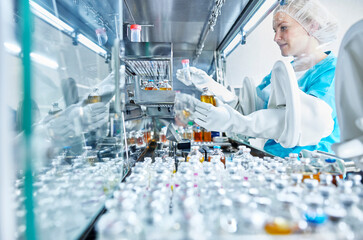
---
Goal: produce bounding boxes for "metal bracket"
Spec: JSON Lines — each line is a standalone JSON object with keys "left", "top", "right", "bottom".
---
{"left": 241, "top": 28, "right": 247, "bottom": 45}
{"left": 194, "top": 0, "right": 226, "bottom": 61}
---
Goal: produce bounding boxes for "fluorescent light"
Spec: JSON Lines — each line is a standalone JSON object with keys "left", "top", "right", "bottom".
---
{"left": 30, "top": 53, "right": 59, "bottom": 69}
{"left": 77, "top": 34, "right": 107, "bottom": 56}
{"left": 30, "top": 0, "right": 74, "bottom": 32}
{"left": 4, "top": 42, "right": 21, "bottom": 55}
{"left": 76, "top": 83, "right": 91, "bottom": 90}
{"left": 4, "top": 42, "right": 59, "bottom": 69}
{"left": 244, "top": 0, "right": 278, "bottom": 33}
{"left": 223, "top": 33, "right": 242, "bottom": 56}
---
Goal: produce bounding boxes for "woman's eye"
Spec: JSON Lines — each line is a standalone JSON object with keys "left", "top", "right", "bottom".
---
{"left": 281, "top": 26, "right": 287, "bottom": 31}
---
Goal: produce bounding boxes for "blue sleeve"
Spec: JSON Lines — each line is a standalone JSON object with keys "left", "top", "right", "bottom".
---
{"left": 306, "top": 68, "right": 335, "bottom": 101}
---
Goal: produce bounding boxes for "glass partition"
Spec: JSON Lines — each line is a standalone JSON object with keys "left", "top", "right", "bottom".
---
{"left": 1, "top": 0, "right": 126, "bottom": 239}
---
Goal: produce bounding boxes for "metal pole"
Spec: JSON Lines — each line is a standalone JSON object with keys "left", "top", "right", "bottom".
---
{"left": 20, "top": 0, "right": 37, "bottom": 238}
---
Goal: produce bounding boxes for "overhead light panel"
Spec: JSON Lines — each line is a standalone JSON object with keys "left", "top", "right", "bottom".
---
{"left": 243, "top": 0, "right": 278, "bottom": 34}
{"left": 29, "top": 0, "right": 74, "bottom": 33}
{"left": 4, "top": 42, "right": 59, "bottom": 69}
{"left": 4, "top": 42, "right": 21, "bottom": 55}
{"left": 77, "top": 34, "right": 107, "bottom": 56}
{"left": 30, "top": 53, "right": 59, "bottom": 69}
{"left": 223, "top": 33, "right": 242, "bottom": 57}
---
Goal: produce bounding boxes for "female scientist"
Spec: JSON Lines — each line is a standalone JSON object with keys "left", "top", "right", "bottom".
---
{"left": 176, "top": 0, "right": 340, "bottom": 158}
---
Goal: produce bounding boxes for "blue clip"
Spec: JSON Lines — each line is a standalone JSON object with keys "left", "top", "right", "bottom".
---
{"left": 240, "top": 28, "right": 246, "bottom": 45}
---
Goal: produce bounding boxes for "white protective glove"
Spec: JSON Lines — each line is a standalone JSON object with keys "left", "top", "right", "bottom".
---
{"left": 194, "top": 98, "right": 231, "bottom": 131}
{"left": 176, "top": 66, "right": 238, "bottom": 107}
{"left": 194, "top": 60, "right": 334, "bottom": 149}
{"left": 331, "top": 20, "right": 363, "bottom": 168}
{"left": 45, "top": 104, "right": 84, "bottom": 146}
{"left": 80, "top": 72, "right": 115, "bottom": 105}
{"left": 79, "top": 102, "right": 109, "bottom": 132}
{"left": 45, "top": 102, "right": 109, "bottom": 146}
{"left": 174, "top": 92, "right": 201, "bottom": 123}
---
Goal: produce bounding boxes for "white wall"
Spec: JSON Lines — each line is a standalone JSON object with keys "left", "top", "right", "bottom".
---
{"left": 226, "top": 0, "right": 363, "bottom": 89}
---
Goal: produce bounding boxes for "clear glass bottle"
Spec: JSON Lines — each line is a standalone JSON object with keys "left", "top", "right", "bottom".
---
{"left": 159, "top": 126, "right": 167, "bottom": 143}
{"left": 145, "top": 79, "right": 157, "bottom": 90}
{"left": 200, "top": 87, "right": 216, "bottom": 106}
{"left": 264, "top": 194, "right": 300, "bottom": 235}
{"left": 181, "top": 59, "right": 192, "bottom": 85}
{"left": 136, "top": 131, "right": 144, "bottom": 146}
{"left": 88, "top": 87, "right": 101, "bottom": 103}
{"left": 310, "top": 153, "right": 324, "bottom": 172}
{"left": 159, "top": 80, "right": 172, "bottom": 90}
{"left": 83, "top": 146, "right": 97, "bottom": 166}
{"left": 187, "top": 146, "right": 204, "bottom": 163}
{"left": 286, "top": 153, "right": 300, "bottom": 174}
{"left": 186, "top": 121, "right": 194, "bottom": 140}
{"left": 48, "top": 102, "right": 62, "bottom": 115}
{"left": 319, "top": 158, "right": 344, "bottom": 186}
{"left": 297, "top": 158, "right": 318, "bottom": 182}
{"left": 208, "top": 145, "right": 225, "bottom": 166}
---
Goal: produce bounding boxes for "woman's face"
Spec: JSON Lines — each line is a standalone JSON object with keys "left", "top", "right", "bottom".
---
{"left": 273, "top": 12, "right": 312, "bottom": 57}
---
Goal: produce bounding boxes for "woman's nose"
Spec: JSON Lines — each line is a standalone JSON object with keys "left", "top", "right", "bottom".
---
{"left": 274, "top": 32, "right": 280, "bottom": 42}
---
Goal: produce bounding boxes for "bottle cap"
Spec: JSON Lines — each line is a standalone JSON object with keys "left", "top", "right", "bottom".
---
{"left": 95, "top": 28, "right": 106, "bottom": 34}
{"left": 130, "top": 24, "right": 141, "bottom": 30}
{"left": 181, "top": 59, "right": 189, "bottom": 64}
{"left": 325, "top": 158, "right": 336, "bottom": 163}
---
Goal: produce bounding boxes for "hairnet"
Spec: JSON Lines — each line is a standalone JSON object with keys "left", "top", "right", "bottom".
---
{"left": 274, "top": 0, "right": 338, "bottom": 45}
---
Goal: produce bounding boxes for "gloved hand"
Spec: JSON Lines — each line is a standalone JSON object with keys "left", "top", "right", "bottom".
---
{"left": 79, "top": 102, "right": 109, "bottom": 132}
{"left": 193, "top": 99, "right": 231, "bottom": 132}
{"left": 174, "top": 92, "right": 200, "bottom": 124}
{"left": 45, "top": 102, "right": 109, "bottom": 145}
{"left": 45, "top": 104, "right": 84, "bottom": 146}
{"left": 80, "top": 72, "right": 115, "bottom": 105}
{"left": 176, "top": 67, "right": 238, "bottom": 107}
{"left": 219, "top": 60, "right": 334, "bottom": 148}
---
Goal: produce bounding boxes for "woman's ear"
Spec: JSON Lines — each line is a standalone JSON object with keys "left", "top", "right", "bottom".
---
{"left": 308, "top": 21, "right": 320, "bottom": 35}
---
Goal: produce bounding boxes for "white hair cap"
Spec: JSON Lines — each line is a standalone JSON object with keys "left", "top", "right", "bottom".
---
{"left": 274, "top": 0, "right": 338, "bottom": 45}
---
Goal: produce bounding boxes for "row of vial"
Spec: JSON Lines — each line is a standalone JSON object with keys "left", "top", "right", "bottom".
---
{"left": 97, "top": 146, "right": 362, "bottom": 239}
{"left": 177, "top": 123, "right": 215, "bottom": 143}
{"left": 141, "top": 79, "right": 172, "bottom": 91}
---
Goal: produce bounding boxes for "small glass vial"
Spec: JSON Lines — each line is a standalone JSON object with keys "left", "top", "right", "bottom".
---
{"left": 319, "top": 158, "right": 344, "bottom": 186}
{"left": 128, "top": 131, "right": 136, "bottom": 145}
{"left": 200, "top": 87, "right": 216, "bottom": 106}
{"left": 193, "top": 126, "right": 202, "bottom": 142}
{"left": 49, "top": 102, "right": 62, "bottom": 115}
{"left": 208, "top": 145, "right": 225, "bottom": 165}
{"left": 95, "top": 27, "right": 108, "bottom": 46}
{"left": 136, "top": 131, "right": 144, "bottom": 146}
{"left": 83, "top": 146, "right": 97, "bottom": 166}
{"left": 181, "top": 59, "right": 192, "bottom": 85}
{"left": 186, "top": 122, "right": 194, "bottom": 140}
{"left": 88, "top": 87, "right": 101, "bottom": 104}
{"left": 187, "top": 146, "right": 204, "bottom": 163}
{"left": 145, "top": 79, "right": 157, "bottom": 90}
{"left": 203, "top": 129, "right": 212, "bottom": 142}
{"left": 159, "top": 80, "right": 172, "bottom": 90}
{"left": 130, "top": 24, "right": 141, "bottom": 42}
{"left": 297, "top": 158, "right": 318, "bottom": 182}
